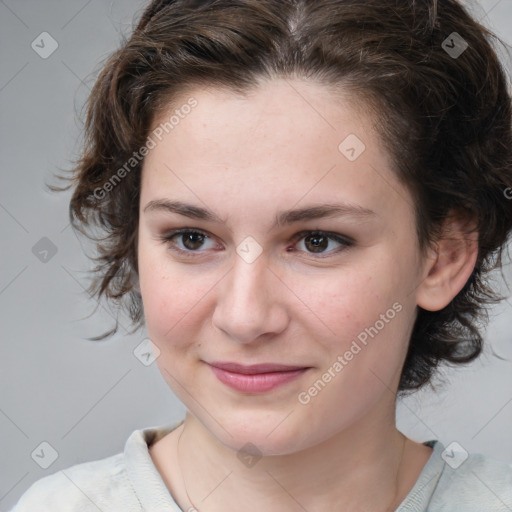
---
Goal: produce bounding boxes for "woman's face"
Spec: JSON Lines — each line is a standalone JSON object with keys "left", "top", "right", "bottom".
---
{"left": 137, "top": 79, "right": 426, "bottom": 455}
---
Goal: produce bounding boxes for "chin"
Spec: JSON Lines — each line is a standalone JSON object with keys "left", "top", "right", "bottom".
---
{"left": 196, "top": 409, "right": 316, "bottom": 457}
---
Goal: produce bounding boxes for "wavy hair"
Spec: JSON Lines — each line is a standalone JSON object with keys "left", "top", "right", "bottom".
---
{"left": 51, "top": 0, "right": 512, "bottom": 395}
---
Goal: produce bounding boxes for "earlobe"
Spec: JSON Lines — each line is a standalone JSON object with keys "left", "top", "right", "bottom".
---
{"left": 416, "top": 214, "right": 479, "bottom": 312}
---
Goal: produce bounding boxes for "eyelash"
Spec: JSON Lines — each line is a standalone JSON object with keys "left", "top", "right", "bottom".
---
{"left": 158, "top": 228, "right": 354, "bottom": 259}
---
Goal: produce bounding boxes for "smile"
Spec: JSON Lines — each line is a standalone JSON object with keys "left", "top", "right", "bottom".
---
{"left": 206, "top": 362, "right": 310, "bottom": 393}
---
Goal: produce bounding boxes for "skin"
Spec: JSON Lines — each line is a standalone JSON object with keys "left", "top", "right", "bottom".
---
{"left": 137, "top": 78, "right": 478, "bottom": 512}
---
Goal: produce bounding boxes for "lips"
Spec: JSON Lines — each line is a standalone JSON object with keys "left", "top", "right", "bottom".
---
{"left": 208, "top": 361, "right": 308, "bottom": 374}
{"left": 206, "top": 361, "right": 310, "bottom": 393}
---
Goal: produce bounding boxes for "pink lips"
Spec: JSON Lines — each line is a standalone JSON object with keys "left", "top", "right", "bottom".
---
{"left": 207, "top": 361, "right": 310, "bottom": 393}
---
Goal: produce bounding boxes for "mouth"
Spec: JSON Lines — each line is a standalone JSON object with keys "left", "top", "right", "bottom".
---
{"left": 206, "top": 361, "right": 311, "bottom": 393}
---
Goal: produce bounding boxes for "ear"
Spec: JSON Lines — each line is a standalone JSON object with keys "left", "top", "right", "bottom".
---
{"left": 416, "top": 211, "right": 478, "bottom": 312}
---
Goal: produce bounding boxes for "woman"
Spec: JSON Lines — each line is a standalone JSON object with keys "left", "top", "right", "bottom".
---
{"left": 11, "top": 0, "right": 512, "bottom": 510}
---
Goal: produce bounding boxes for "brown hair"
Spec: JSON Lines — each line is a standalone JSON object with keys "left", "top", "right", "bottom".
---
{"left": 52, "top": 0, "right": 512, "bottom": 395}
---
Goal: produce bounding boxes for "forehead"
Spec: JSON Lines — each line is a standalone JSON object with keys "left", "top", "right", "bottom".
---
{"left": 148, "top": 79, "right": 374, "bottom": 164}
{"left": 140, "top": 79, "right": 412, "bottom": 228}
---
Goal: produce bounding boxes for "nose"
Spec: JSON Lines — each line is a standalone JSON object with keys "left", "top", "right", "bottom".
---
{"left": 212, "top": 251, "right": 289, "bottom": 344}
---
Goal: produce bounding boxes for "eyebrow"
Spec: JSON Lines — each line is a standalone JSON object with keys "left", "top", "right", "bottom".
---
{"left": 143, "top": 199, "right": 376, "bottom": 228}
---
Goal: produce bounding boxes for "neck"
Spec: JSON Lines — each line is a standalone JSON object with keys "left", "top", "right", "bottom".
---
{"left": 175, "top": 411, "right": 410, "bottom": 512}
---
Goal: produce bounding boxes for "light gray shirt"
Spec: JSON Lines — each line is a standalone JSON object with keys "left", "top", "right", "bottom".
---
{"left": 9, "top": 420, "right": 512, "bottom": 511}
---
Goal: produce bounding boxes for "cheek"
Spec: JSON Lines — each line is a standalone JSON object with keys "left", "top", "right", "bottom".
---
{"left": 292, "top": 255, "right": 413, "bottom": 382}
{"left": 138, "top": 247, "right": 218, "bottom": 344}
{"left": 293, "top": 263, "right": 400, "bottom": 341}
{"left": 139, "top": 260, "right": 212, "bottom": 388}
{"left": 295, "top": 296, "right": 411, "bottom": 438}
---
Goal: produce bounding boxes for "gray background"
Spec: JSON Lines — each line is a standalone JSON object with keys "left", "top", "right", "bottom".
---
{"left": 1, "top": 0, "right": 511, "bottom": 510}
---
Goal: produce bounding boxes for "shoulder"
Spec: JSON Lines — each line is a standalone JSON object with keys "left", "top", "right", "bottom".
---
{"left": 8, "top": 452, "right": 137, "bottom": 511}
{"left": 398, "top": 440, "right": 512, "bottom": 512}
{"left": 8, "top": 423, "right": 184, "bottom": 512}
{"left": 428, "top": 446, "right": 512, "bottom": 511}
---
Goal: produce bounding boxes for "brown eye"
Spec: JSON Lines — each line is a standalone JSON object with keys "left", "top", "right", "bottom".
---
{"left": 180, "top": 231, "right": 206, "bottom": 250}
{"left": 160, "top": 229, "right": 218, "bottom": 256}
{"left": 293, "top": 230, "right": 353, "bottom": 257}
{"left": 304, "top": 233, "right": 329, "bottom": 253}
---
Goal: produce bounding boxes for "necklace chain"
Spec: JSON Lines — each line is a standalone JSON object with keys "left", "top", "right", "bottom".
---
{"left": 176, "top": 423, "right": 406, "bottom": 512}
{"left": 177, "top": 424, "right": 200, "bottom": 511}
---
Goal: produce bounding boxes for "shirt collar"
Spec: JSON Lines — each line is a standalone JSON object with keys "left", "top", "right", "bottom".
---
{"left": 124, "top": 420, "right": 185, "bottom": 512}
{"left": 125, "top": 422, "right": 444, "bottom": 512}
